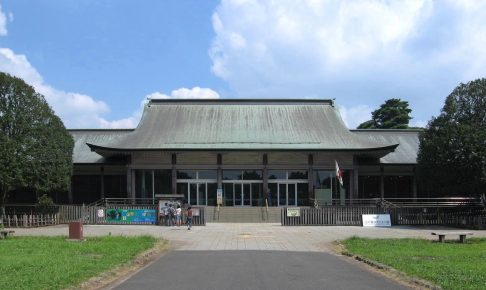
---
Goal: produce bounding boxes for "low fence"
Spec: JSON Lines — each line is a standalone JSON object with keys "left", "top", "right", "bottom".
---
{"left": 282, "top": 207, "right": 382, "bottom": 226}
{"left": 392, "top": 207, "right": 486, "bottom": 228}
{"left": 1, "top": 214, "right": 59, "bottom": 228}
{"left": 282, "top": 206, "right": 486, "bottom": 228}
{"left": 57, "top": 204, "right": 206, "bottom": 226}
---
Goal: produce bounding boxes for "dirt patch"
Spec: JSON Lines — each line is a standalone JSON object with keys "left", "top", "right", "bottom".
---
{"left": 71, "top": 239, "right": 169, "bottom": 290}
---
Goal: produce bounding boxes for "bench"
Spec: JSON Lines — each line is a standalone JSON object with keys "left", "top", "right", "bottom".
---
{"left": 0, "top": 230, "right": 15, "bottom": 240}
{"left": 431, "top": 231, "right": 473, "bottom": 243}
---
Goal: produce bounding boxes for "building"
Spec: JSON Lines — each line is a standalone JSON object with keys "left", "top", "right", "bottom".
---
{"left": 69, "top": 99, "right": 420, "bottom": 206}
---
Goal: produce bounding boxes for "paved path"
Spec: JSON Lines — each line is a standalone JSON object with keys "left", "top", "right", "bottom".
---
{"left": 10, "top": 223, "right": 486, "bottom": 252}
{"left": 113, "top": 250, "right": 410, "bottom": 290}
{"left": 12, "top": 224, "right": 486, "bottom": 289}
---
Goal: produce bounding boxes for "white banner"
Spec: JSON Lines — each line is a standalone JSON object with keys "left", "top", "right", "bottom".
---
{"left": 362, "top": 214, "right": 391, "bottom": 227}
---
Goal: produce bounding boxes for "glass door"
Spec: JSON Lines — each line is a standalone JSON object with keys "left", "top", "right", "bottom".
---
{"left": 189, "top": 183, "right": 197, "bottom": 205}
{"left": 243, "top": 183, "right": 251, "bottom": 206}
{"left": 288, "top": 183, "right": 297, "bottom": 206}
{"left": 234, "top": 183, "right": 242, "bottom": 206}
{"left": 232, "top": 183, "right": 253, "bottom": 206}
{"left": 278, "top": 183, "right": 287, "bottom": 206}
{"left": 276, "top": 183, "right": 298, "bottom": 206}
{"left": 198, "top": 183, "right": 206, "bottom": 206}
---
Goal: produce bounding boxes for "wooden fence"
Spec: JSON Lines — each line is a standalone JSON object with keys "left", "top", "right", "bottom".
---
{"left": 1, "top": 214, "right": 59, "bottom": 228}
{"left": 282, "top": 206, "right": 486, "bottom": 228}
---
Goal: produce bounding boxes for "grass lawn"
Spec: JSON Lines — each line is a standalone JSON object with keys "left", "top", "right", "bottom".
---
{"left": 342, "top": 237, "right": 486, "bottom": 290}
{"left": 0, "top": 235, "right": 160, "bottom": 290}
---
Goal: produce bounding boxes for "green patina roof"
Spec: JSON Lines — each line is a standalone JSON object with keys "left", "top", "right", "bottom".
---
{"left": 351, "top": 129, "right": 420, "bottom": 164}
{"left": 70, "top": 129, "right": 132, "bottom": 163}
{"left": 86, "top": 99, "right": 398, "bottom": 155}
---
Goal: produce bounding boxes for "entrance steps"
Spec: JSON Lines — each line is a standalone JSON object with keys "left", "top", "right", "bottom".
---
{"left": 205, "top": 206, "right": 281, "bottom": 223}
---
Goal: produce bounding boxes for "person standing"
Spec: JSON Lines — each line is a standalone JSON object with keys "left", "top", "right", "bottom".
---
{"left": 168, "top": 204, "right": 175, "bottom": 227}
{"left": 160, "top": 202, "right": 169, "bottom": 226}
{"left": 187, "top": 206, "right": 193, "bottom": 230}
{"left": 176, "top": 204, "right": 182, "bottom": 227}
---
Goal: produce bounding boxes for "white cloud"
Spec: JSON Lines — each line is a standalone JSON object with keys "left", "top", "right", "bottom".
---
{"left": 100, "top": 87, "right": 221, "bottom": 129}
{"left": 97, "top": 98, "right": 146, "bottom": 129}
{"left": 0, "top": 48, "right": 221, "bottom": 129}
{"left": 409, "top": 119, "right": 427, "bottom": 128}
{"left": 147, "top": 87, "right": 221, "bottom": 100}
{"left": 0, "top": 48, "right": 109, "bottom": 128}
{"left": 0, "top": 4, "right": 7, "bottom": 36}
{"left": 338, "top": 104, "right": 373, "bottom": 129}
{"left": 209, "top": 0, "right": 486, "bottom": 123}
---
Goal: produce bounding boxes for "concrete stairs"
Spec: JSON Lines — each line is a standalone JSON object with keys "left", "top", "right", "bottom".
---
{"left": 205, "top": 206, "right": 281, "bottom": 223}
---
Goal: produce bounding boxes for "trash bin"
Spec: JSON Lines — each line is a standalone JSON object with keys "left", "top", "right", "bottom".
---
{"left": 69, "top": 221, "right": 83, "bottom": 240}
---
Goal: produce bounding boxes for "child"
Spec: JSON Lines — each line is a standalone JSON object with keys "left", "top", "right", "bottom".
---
{"left": 187, "top": 206, "right": 193, "bottom": 230}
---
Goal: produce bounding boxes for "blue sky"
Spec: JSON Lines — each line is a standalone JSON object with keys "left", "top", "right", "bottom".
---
{"left": 1, "top": 0, "right": 485, "bottom": 129}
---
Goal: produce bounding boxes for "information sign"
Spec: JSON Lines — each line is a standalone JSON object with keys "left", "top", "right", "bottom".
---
{"left": 362, "top": 214, "right": 391, "bottom": 227}
{"left": 286, "top": 207, "right": 301, "bottom": 217}
{"left": 106, "top": 209, "right": 157, "bottom": 224}
{"left": 217, "top": 188, "right": 223, "bottom": 205}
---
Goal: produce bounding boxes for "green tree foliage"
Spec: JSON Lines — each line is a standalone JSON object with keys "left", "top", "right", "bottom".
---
{"left": 0, "top": 72, "right": 73, "bottom": 210}
{"left": 417, "top": 79, "right": 486, "bottom": 197}
{"left": 357, "top": 98, "right": 412, "bottom": 129}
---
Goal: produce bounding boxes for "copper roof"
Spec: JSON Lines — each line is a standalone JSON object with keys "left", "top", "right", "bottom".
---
{"left": 86, "top": 99, "right": 398, "bottom": 156}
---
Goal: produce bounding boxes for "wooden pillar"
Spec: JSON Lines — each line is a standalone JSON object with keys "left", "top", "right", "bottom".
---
{"left": 100, "top": 166, "right": 105, "bottom": 199}
{"left": 217, "top": 153, "right": 223, "bottom": 195}
{"left": 380, "top": 166, "right": 385, "bottom": 199}
{"left": 126, "top": 167, "right": 132, "bottom": 199}
{"left": 308, "top": 154, "right": 314, "bottom": 205}
{"left": 263, "top": 154, "right": 268, "bottom": 200}
{"left": 353, "top": 169, "right": 359, "bottom": 200}
{"left": 171, "top": 153, "right": 177, "bottom": 195}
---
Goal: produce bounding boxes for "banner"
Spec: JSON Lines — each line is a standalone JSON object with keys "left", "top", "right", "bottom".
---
{"left": 106, "top": 209, "right": 157, "bottom": 224}
{"left": 362, "top": 214, "right": 391, "bottom": 227}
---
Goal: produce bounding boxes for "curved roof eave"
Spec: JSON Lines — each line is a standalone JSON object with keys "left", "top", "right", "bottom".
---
{"left": 87, "top": 142, "right": 398, "bottom": 159}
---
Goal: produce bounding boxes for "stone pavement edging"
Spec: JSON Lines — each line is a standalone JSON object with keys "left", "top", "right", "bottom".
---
{"left": 335, "top": 242, "right": 442, "bottom": 290}
{"left": 75, "top": 240, "right": 169, "bottom": 290}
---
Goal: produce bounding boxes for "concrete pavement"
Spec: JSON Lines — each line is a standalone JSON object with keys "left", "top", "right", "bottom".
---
{"left": 113, "top": 250, "right": 410, "bottom": 290}
{"left": 10, "top": 223, "right": 486, "bottom": 252}
{"left": 11, "top": 223, "right": 485, "bottom": 289}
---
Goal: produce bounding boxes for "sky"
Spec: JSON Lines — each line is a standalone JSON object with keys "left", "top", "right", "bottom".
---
{"left": 0, "top": 0, "right": 485, "bottom": 129}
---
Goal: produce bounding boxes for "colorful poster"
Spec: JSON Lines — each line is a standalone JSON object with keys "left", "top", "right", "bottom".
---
{"left": 106, "top": 209, "right": 157, "bottom": 224}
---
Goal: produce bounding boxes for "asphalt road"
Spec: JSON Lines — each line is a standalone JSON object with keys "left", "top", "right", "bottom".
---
{"left": 113, "top": 250, "right": 409, "bottom": 290}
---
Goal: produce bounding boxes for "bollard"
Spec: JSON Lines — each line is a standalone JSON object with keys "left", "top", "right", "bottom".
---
{"left": 69, "top": 221, "right": 83, "bottom": 240}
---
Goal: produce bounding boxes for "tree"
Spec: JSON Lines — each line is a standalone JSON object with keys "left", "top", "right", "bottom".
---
{"left": 357, "top": 98, "right": 412, "bottom": 129}
{"left": 417, "top": 78, "right": 486, "bottom": 197}
{"left": 0, "top": 72, "right": 73, "bottom": 213}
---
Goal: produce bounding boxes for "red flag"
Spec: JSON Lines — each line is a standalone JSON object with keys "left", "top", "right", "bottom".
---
{"left": 335, "top": 160, "right": 343, "bottom": 187}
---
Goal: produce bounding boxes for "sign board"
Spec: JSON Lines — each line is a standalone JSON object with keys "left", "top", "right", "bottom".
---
{"left": 106, "top": 209, "right": 157, "bottom": 224}
{"left": 97, "top": 209, "right": 104, "bottom": 218}
{"left": 362, "top": 214, "right": 391, "bottom": 227}
{"left": 158, "top": 200, "right": 181, "bottom": 216}
{"left": 217, "top": 188, "right": 223, "bottom": 205}
{"left": 191, "top": 208, "right": 200, "bottom": 217}
{"left": 286, "top": 207, "right": 301, "bottom": 217}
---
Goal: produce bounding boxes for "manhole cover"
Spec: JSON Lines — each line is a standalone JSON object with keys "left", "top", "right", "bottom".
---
{"left": 238, "top": 233, "right": 252, "bottom": 238}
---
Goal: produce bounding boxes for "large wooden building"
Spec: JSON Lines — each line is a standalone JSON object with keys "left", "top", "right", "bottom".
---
{"left": 69, "top": 99, "right": 420, "bottom": 206}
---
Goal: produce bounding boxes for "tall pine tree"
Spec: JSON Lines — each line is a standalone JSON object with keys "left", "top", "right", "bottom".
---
{"left": 357, "top": 98, "right": 412, "bottom": 129}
